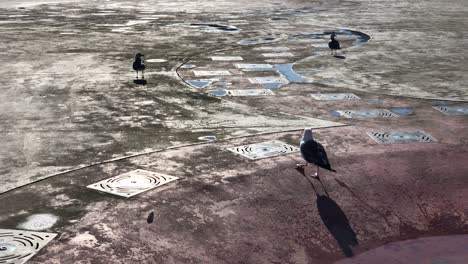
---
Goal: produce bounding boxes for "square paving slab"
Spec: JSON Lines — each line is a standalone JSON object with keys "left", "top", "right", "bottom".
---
{"left": 211, "top": 56, "right": 244, "bottom": 61}
{"left": 193, "top": 70, "right": 232, "bottom": 76}
{"left": 227, "top": 140, "right": 299, "bottom": 160}
{"left": 87, "top": 169, "right": 179, "bottom": 198}
{"left": 261, "top": 52, "right": 295, "bottom": 57}
{"left": 248, "top": 76, "right": 289, "bottom": 84}
{"left": 367, "top": 131, "right": 437, "bottom": 144}
{"left": 235, "top": 64, "right": 274, "bottom": 71}
{"left": 254, "top": 46, "right": 290, "bottom": 51}
{"left": 0, "top": 229, "right": 57, "bottom": 264}
{"left": 311, "top": 93, "right": 361, "bottom": 100}
{"left": 227, "top": 89, "right": 275, "bottom": 96}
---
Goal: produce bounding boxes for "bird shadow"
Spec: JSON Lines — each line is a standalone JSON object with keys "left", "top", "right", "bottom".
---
{"left": 316, "top": 193, "right": 358, "bottom": 257}
{"left": 296, "top": 171, "right": 358, "bottom": 257}
{"left": 333, "top": 55, "right": 346, "bottom": 59}
{"left": 133, "top": 79, "right": 147, "bottom": 85}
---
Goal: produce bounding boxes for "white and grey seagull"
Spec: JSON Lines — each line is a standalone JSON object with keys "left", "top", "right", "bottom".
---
{"left": 296, "top": 128, "right": 336, "bottom": 178}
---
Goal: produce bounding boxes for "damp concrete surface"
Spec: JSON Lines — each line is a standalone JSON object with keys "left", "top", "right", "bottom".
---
{"left": 0, "top": 0, "right": 468, "bottom": 263}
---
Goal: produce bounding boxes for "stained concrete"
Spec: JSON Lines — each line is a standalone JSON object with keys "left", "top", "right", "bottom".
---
{"left": 0, "top": 0, "right": 467, "bottom": 263}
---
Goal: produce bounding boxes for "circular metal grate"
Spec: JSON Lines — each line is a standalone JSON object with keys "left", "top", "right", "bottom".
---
{"left": 227, "top": 89, "right": 275, "bottom": 96}
{"left": 227, "top": 140, "right": 299, "bottom": 160}
{"left": 0, "top": 229, "right": 57, "bottom": 264}
{"left": 337, "top": 109, "right": 399, "bottom": 118}
{"left": 367, "top": 131, "right": 436, "bottom": 144}
{"left": 433, "top": 106, "right": 468, "bottom": 115}
{"left": 87, "top": 170, "right": 179, "bottom": 197}
{"left": 311, "top": 93, "right": 361, "bottom": 100}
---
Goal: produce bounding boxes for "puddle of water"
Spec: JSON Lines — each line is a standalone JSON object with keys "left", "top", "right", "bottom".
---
{"left": 180, "top": 64, "right": 196, "bottom": 69}
{"left": 389, "top": 108, "right": 414, "bottom": 116}
{"left": 274, "top": 64, "right": 307, "bottom": 83}
{"left": 187, "top": 79, "right": 214, "bottom": 88}
{"left": 206, "top": 90, "right": 227, "bottom": 96}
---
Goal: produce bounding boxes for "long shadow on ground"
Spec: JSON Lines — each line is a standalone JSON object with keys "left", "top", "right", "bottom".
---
{"left": 298, "top": 170, "right": 358, "bottom": 257}
{"left": 316, "top": 194, "right": 358, "bottom": 257}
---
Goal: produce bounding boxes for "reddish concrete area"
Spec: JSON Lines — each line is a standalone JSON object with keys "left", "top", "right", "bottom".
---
{"left": 1, "top": 0, "right": 468, "bottom": 263}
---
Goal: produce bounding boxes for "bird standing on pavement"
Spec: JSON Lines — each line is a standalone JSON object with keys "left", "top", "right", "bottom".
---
{"left": 147, "top": 212, "right": 154, "bottom": 224}
{"left": 133, "top": 53, "right": 146, "bottom": 79}
{"left": 328, "top": 33, "right": 341, "bottom": 56}
{"left": 296, "top": 128, "right": 336, "bottom": 178}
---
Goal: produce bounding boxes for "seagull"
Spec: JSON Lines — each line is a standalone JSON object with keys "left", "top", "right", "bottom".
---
{"left": 328, "top": 33, "right": 341, "bottom": 56}
{"left": 133, "top": 53, "right": 146, "bottom": 80}
{"left": 147, "top": 212, "right": 154, "bottom": 224}
{"left": 296, "top": 128, "right": 336, "bottom": 178}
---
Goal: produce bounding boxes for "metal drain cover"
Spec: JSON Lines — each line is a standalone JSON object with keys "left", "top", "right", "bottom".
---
{"left": 227, "top": 89, "right": 275, "bottom": 96}
{"left": 433, "top": 106, "right": 468, "bottom": 115}
{"left": 311, "top": 93, "right": 361, "bottom": 100}
{"left": 87, "top": 169, "right": 179, "bottom": 198}
{"left": 335, "top": 109, "right": 399, "bottom": 118}
{"left": 227, "top": 140, "right": 299, "bottom": 160}
{"left": 193, "top": 70, "right": 231, "bottom": 76}
{"left": 0, "top": 229, "right": 57, "bottom": 264}
{"left": 211, "top": 56, "right": 243, "bottom": 61}
{"left": 367, "top": 131, "right": 436, "bottom": 144}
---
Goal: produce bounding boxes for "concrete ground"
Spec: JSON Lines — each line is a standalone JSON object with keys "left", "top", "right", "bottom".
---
{"left": 0, "top": 0, "right": 467, "bottom": 263}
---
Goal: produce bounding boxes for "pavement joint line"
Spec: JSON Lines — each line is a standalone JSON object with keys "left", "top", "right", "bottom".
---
{"left": 0, "top": 125, "right": 346, "bottom": 196}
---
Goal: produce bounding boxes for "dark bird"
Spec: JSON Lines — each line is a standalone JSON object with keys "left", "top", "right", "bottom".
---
{"left": 147, "top": 212, "right": 154, "bottom": 224}
{"left": 328, "top": 33, "right": 341, "bottom": 56}
{"left": 133, "top": 53, "right": 146, "bottom": 80}
{"left": 296, "top": 128, "right": 336, "bottom": 178}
